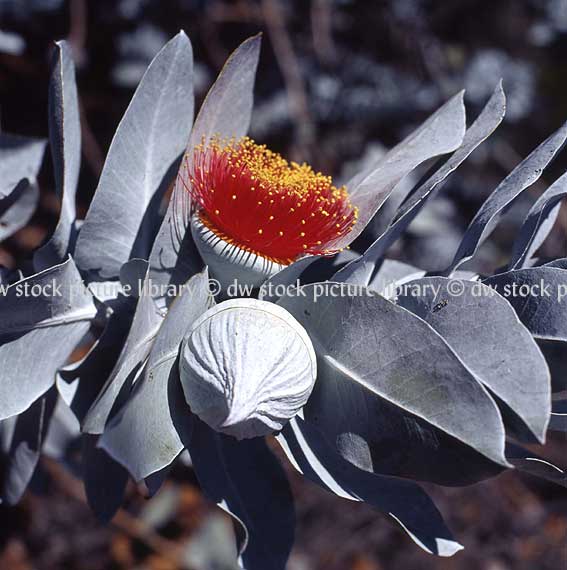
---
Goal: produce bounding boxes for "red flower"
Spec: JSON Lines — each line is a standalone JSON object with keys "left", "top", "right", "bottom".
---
{"left": 182, "top": 136, "right": 358, "bottom": 265}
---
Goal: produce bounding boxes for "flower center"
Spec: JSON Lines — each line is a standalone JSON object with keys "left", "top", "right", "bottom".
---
{"left": 182, "top": 136, "right": 358, "bottom": 264}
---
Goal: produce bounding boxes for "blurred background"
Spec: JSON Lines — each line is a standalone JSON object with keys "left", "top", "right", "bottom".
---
{"left": 0, "top": 1, "right": 565, "bottom": 569}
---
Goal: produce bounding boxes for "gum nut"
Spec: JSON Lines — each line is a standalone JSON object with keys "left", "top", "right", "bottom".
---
{"left": 179, "top": 298, "right": 317, "bottom": 439}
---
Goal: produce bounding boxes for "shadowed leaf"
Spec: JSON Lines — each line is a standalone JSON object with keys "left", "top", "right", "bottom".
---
{"left": 484, "top": 267, "right": 567, "bottom": 342}
{"left": 35, "top": 40, "right": 81, "bottom": 270}
{"left": 0, "top": 389, "right": 57, "bottom": 504}
{"left": 188, "top": 416, "right": 295, "bottom": 570}
{"left": 277, "top": 417, "right": 463, "bottom": 557}
{"left": 508, "top": 171, "right": 567, "bottom": 270}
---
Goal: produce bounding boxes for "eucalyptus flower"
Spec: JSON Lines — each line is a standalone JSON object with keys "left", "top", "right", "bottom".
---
{"left": 186, "top": 135, "right": 359, "bottom": 288}
{"left": 0, "top": 30, "right": 565, "bottom": 570}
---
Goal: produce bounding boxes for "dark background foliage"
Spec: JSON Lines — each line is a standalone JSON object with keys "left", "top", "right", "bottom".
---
{"left": 0, "top": 1, "right": 565, "bottom": 569}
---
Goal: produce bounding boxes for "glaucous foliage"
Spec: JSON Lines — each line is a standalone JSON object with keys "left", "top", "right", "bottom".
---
{"left": 0, "top": 32, "right": 565, "bottom": 570}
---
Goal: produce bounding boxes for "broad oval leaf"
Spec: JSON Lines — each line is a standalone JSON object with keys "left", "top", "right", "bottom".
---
{"left": 396, "top": 277, "right": 551, "bottom": 442}
{"left": 278, "top": 283, "right": 509, "bottom": 485}
{"left": 75, "top": 32, "right": 195, "bottom": 280}
{"left": 0, "top": 257, "right": 97, "bottom": 420}
{"left": 545, "top": 258, "right": 567, "bottom": 270}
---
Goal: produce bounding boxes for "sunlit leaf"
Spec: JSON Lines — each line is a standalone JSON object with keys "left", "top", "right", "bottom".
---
{"left": 0, "top": 258, "right": 97, "bottom": 420}
{"left": 75, "top": 32, "right": 195, "bottom": 280}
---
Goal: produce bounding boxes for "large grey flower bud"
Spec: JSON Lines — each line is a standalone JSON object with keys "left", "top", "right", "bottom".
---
{"left": 179, "top": 298, "right": 317, "bottom": 439}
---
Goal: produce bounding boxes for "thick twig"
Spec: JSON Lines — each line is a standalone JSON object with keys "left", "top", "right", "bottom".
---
{"left": 42, "top": 458, "right": 193, "bottom": 569}
{"left": 262, "top": 0, "right": 315, "bottom": 160}
{"left": 66, "top": 0, "right": 105, "bottom": 178}
{"left": 310, "top": 0, "right": 337, "bottom": 66}
{"left": 79, "top": 102, "right": 105, "bottom": 179}
{"left": 68, "top": 0, "right": 88, "bottom": 65}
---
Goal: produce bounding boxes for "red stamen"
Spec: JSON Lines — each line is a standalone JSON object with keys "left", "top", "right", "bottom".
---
{"left": 183, "top": 136, "right": 358, "bottom": 264}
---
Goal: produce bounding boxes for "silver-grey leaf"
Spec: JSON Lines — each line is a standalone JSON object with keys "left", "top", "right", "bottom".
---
{"left": 508, "top": 171, "right": 567, "bottom": 270}
{"left": 0, "top": 133, "right": 46, "bottom": 199}
{"left": 149, "top": 35, "right": 261, "bottom": 295}
{"left": 0, "top": 257, "right": 97, "bottom": 421}
{"left": 334, "top": 83, "right": 506, "bottom": 283}
{"left": 443, "top": 122, "right": 567, "bottom": 275}
{"left": 190, "top": 34, "right": 260, "bottom": 147}
{"left": 396, "top": 277, "right": 550, "bottom": 442}
{"left": 100, "top": 269, "right": 213, "bottom": 480}
{"left": 259, "top": 257, "right": 318, "bottom": 303}
{"left": 364, "top": 259, "right": 425, "bottom": 292}
{"left": 276, "top": 417, "right": 463, "bottom": 557}
{"left": 278, "top": 283, "right": 509, "bottom": 484}
{"left": 333, "top": 91, "right": 466, "bottom": 250}
{"left": 0, "top": 179, "right": 39, "bottom": 242}
{"left": 82, "top": 287, "right": 162, "bottom": 434}
{"left": 545, "top": 258, "right": 567, "bottom": 270}
{"left": 75, "top": 31, "right": 195, "bottom": 280}
{"left": 35, "top": 40, "right": 81, "bottom": 270}
{"left": 484, "top": 267, "right": 567, "bottom": 342}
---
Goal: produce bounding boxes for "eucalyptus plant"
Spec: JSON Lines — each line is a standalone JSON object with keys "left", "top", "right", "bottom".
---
{"left": 0, "top": 31, "right": 566, "bottom": 570}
